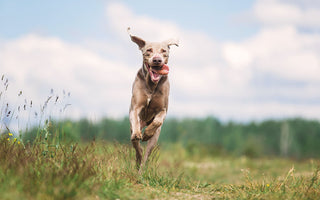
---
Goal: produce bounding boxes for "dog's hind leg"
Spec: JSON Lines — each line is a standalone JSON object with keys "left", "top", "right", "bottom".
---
{"left": 142, "top": 127, "right": 161, "bottom": 166}
{"left": 132, "top": 140, "right": 143, "bottom": 169}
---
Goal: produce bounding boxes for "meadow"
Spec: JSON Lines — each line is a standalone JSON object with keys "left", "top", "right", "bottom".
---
{"left": 1, "top": 75, "right": 320, "bottom": 199}
{"left": 0, "top": 133, "right": 319, "bottom": 200}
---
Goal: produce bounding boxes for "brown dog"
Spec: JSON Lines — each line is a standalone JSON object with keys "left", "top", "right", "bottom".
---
{"left": 128, "top": 28, "right": 179, "bottom": 169}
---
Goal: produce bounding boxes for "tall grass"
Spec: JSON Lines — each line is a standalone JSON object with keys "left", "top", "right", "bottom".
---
{"left": 1, "top": 75, "right": 70, "bottom": 133}
{"left": 1, "top": 75, "right": 320, "bottom": 199}
{"left": 0, "top": 135, "right": 96, "bottom": 199}
{"left": 2, "top": 135, "right": 320, "bottom": 199}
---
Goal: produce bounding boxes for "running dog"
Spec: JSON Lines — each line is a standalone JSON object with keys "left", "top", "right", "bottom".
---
{"left": 128, "top": 28, "right": 179, "bottom": 169}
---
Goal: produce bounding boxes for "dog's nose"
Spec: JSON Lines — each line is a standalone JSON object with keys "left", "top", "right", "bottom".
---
{"left": 152, "top": 57, "right": 162, "bottom": 65}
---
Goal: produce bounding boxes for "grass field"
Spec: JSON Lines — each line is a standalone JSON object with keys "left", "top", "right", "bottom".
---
{"left": 1, "top": 75, "right": 319, "bottom": 199}
{"left": 0, "top": 133, "right": 319, "bottom": 200}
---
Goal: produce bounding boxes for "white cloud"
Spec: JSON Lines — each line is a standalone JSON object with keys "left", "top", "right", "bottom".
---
{"left": 104, "top": 2, "right": 320, "bottom": 120}
{"left": 106, "top": 2, "right": 244, "bottom": 98}
{"left": 0, "top": 34, "right": 135, "bottom": 120}
{"left": 106, "top": 3, "right": 181, "bottom": 41}
{"left": 1, "top": 1, "right": 320, "bottom": 125}
{"left": 106, "top": 3, "right": 230, "bottom": 100}
{"left": 222, "top": 43, "right": 253, "bottom": 69}
{"left": 253, "top": 0, "right": 320, "bottom": 29}
{"left": 235, "top": 26, "right": 320, "bottom": 82}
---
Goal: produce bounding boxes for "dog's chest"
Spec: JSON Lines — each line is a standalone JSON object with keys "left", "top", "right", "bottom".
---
{"left": 139, "top": 92, "right": 165, "bottom": 121}
{"left": 145, "top": 93, "right": 158, "bottom": 108}
{"left": 147, "top": 96, "right": 151, "bottom": 106}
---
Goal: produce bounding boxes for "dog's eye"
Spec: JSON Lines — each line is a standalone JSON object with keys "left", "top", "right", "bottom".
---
{"left": 161, "top": 49, "right": 167, "bottom": 53}
{"left": 146, "top": 48, "right": 153, "bottom": 53}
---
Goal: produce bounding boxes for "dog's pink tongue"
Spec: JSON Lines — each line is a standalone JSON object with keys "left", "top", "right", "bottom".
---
{"left": 158, "top": 64, "right": 169, "bottom": 75}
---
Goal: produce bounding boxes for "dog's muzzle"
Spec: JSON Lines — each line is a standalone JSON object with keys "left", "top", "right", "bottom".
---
{"left": 145, "top": 63, "right": 170, "bottom": 83}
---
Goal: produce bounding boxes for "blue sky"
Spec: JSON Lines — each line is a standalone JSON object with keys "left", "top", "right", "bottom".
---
{"left": 1, "top": 0, "right": 320, "bottom": 123}
{"left": 0, "top": 0, "right": 257, "bottom": 41}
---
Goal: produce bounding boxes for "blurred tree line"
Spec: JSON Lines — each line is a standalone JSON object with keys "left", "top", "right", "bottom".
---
{"left": 22, "top": 117, "right": 320, "bottom": 159}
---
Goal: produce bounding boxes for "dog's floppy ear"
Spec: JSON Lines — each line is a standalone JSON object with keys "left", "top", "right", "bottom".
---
{"left": 164, "top": 38, "right": 179, "bottom": 48}
{"left": 128, "top": 27, "right": 146, "bottom": 49}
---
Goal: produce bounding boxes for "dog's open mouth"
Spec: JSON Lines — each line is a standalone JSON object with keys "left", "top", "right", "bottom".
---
{"left": 146, "top": 64, "right": 169, "bottom": 82}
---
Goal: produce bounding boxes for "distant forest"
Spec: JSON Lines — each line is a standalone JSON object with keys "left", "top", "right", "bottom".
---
{"left": 23, "top": 117, "right": 320, "bottom": 159}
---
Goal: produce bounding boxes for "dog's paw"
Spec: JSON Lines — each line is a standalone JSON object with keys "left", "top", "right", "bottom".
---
{"left": 142, "top": 133, "right": 152, "bottom": 141}
{"left": 152, "top": 119, "right": 163, "bottom": 127}
{"left": 143, "top": 127, "right": 154, "bottom": 141}
{"left": 131, "top": 132, "right": 142, "bottom": 141}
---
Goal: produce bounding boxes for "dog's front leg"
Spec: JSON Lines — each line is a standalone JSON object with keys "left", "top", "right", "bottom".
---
{"left": 130, "top": 106, "right": 143, "bottom": 141}
{"left": 142, "top": 110, "right": 166, "bottom": 141}
{"left": 130, "top": 106, "right": 144, "bottom": 169}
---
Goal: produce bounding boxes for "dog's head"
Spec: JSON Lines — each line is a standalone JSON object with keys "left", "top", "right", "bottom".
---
{"left": 129, "top": 28, "right": 179, "bottom": 83}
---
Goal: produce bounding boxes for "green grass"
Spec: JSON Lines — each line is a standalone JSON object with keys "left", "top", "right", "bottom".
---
{"left": 1, "top": 75, "right": 319, "bottom": 199}
{"left": 0, "top": 134, "right": 319, "bottom": 200}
